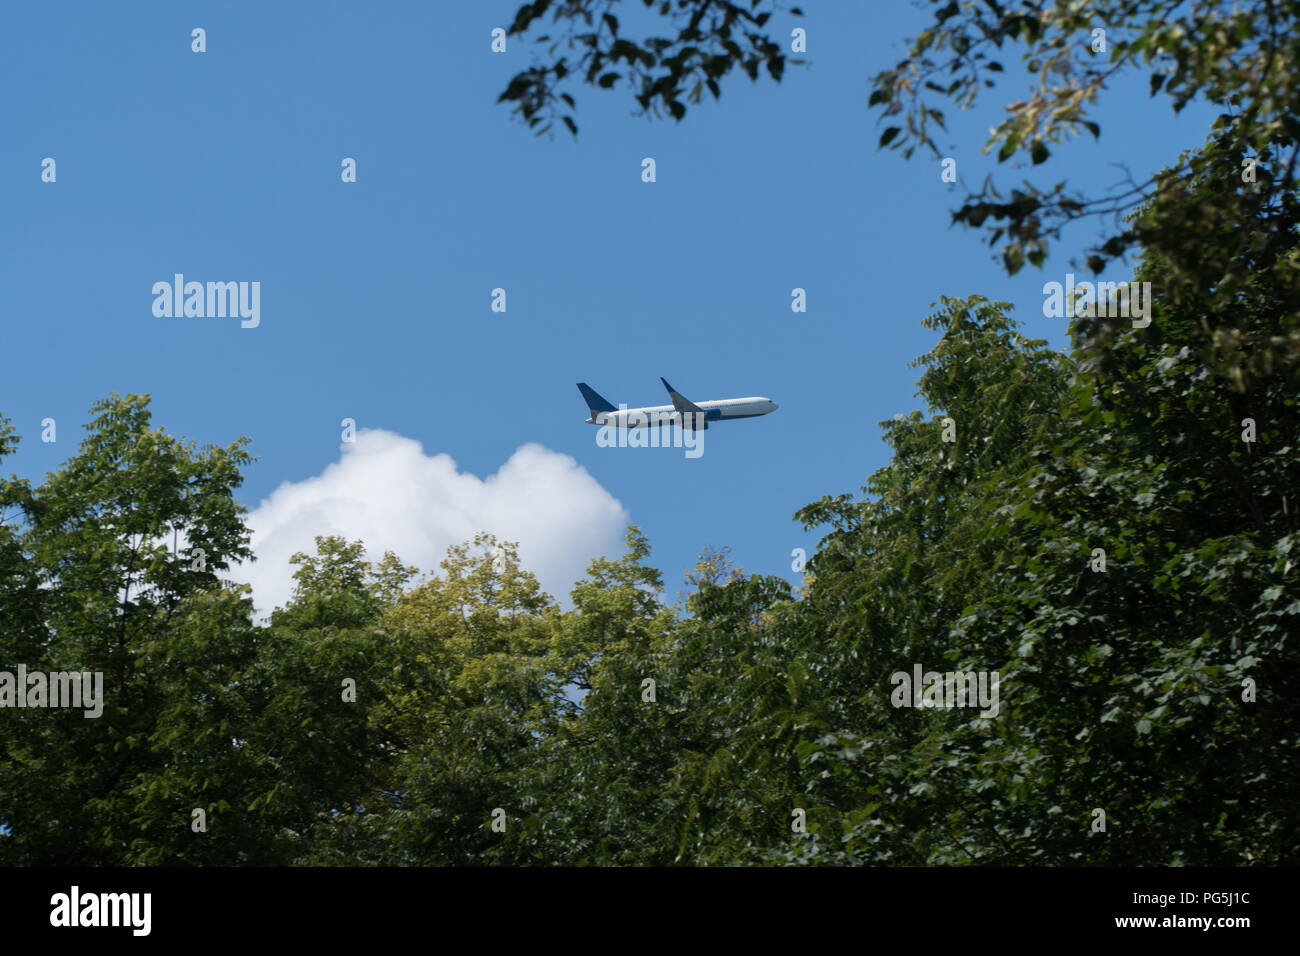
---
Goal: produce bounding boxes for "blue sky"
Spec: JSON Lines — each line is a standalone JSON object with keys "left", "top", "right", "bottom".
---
{"left": 1, "top": 1, "right": 1220, "bottom": 610}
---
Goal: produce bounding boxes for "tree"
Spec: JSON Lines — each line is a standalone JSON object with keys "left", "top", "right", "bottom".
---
{"left": 783, "top": 295, "right": 1073, "bottom": 864}
{"left": 664, "top": 569, "right": 801, "bottom": 864}
{"left": 785, "top": 184, "right": 1300, "bottom": 865}
{"left": 0, "top": 403, "right": 391, "bottom": 865}
{"left": 867, "top": 0, "right": 1300, "bottom": 281}
{"left": 0, "top": 394, "right": 260, "bottom": 864}
{"left": 525, "top": 527, "right": 686, "bottom": 864}
{"left": 328, "top": 533, "right": 565, "bottom": 865}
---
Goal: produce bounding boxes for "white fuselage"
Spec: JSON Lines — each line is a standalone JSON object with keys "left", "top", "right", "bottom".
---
{"left": 590, "top": 397, "right": 777, "bottom": 427}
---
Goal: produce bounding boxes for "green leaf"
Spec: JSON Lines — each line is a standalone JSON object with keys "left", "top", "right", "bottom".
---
{"left": 998, "top": 129, "right": 1020, "bottom": 161}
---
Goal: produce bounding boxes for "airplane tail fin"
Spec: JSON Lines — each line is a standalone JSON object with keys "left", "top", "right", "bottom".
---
{"left": 577, "top": 382, "right": 617, "bottom": 417}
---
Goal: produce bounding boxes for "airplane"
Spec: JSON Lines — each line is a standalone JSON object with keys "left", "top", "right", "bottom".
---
{"left": 577, "top": 378, "right": 778, "bottom": 430}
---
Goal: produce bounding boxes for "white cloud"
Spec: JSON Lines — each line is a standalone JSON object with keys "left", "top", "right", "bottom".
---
{"left": 230, "top": 430, "right": 628, "bottom": 616}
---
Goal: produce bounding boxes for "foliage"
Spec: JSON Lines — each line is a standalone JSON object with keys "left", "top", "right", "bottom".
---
{"left": 2, "top": 242, "right": 1296, "bottom": 864}
{"left": 501, "top": 1, "right": 1300, "bottom": 388}
{"left": 497, "top": 0, "right": 801, "bottom": 136}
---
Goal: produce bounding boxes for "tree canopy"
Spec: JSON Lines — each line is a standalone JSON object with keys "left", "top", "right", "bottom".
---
{"left": 3, "top": 177, "right": 1295, "bottom": 861}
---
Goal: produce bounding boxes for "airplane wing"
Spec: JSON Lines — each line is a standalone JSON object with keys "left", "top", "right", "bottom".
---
{"left": 660, "top": 378, "right": 708, "bottom": 429}
{"left": 660, "top": 378, "right": 703, "bottom": 415}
